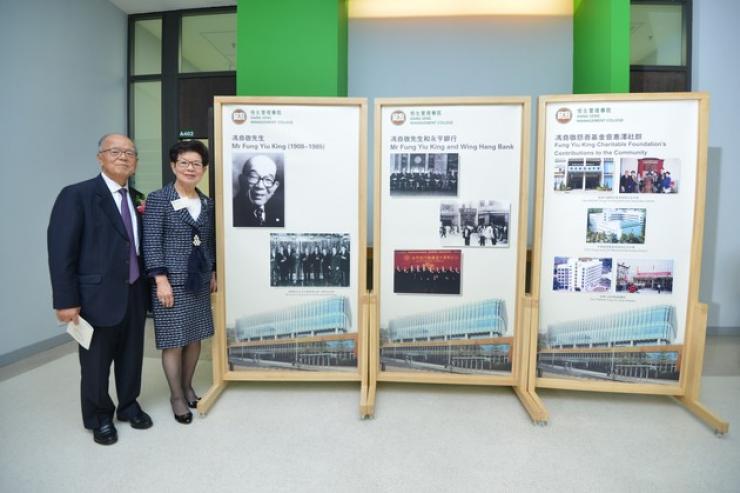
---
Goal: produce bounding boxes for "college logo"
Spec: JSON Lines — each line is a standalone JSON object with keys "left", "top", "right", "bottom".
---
{"left": 555, "top": 108, "right": 572, "bottom": 124}
{"left": 232, "top": 108, "right": 247, "bottom": 124}
{"left": 390, "top": 110, "right": 406, "bottom": 125}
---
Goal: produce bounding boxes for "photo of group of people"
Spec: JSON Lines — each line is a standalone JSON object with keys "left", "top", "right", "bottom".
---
{"left": 439, "top": 200, "right": 510, "bottom": 247}
{"left": 232, "top": 153, "right": 286, "bottom": 227}
{"left": 270, "top": 233, "right": 350, "bottom": 287}
{"left": 619, "top": 158, "right": 680, "bottom": 194}
{"left": 389, "top": 153, "right": 459, "bottom": 196}
{"left": 552, "top": 256, "right": 673, "bottom": 295}
{"left": 586, "top": 208, "right": 646, "bottom": 244}
{"left": 393, "top": 250, "right": 461, "bottom": 295}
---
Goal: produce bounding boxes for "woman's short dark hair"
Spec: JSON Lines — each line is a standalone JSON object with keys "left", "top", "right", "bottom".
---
{"left": 169, "top": 140, "right": 210, "bottom": 166}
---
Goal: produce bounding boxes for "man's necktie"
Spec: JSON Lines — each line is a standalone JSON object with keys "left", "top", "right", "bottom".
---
{"left": 254, "top": 207, "right": 265, "bottom": 225}
{"left": 118, "top": 188, "right": 141, "bottom": 284}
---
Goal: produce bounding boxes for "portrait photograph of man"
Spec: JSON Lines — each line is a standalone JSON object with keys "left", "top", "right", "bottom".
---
{"left": 232, "top": 152, "right": 285, "bottom": 227}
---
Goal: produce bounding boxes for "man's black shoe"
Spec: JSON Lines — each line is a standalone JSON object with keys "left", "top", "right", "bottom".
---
{"left": 118, "top": 411, "right": 153, "bottom": 430}
{"left": 93, "top": 421, "right": 118, "bottom": 445}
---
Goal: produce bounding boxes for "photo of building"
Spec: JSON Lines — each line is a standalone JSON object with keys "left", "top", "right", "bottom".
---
{"left": 381, "top": 299, "right": 511, "bottom": 374}
{"left": 439, "top": 200, "right": 510, "bottom": 247}
{"left": 586, "top": 208, "right": 646, "bottom": 244}
{"left": 553, "top": 257, "right": 612, "bottom": 292}
{"left": 227, "top": 296, "right": 356, "bottom": 371}
{"left": 553, "top": 157, "right": 614, "bottom": 191}
{"left": 616, "top": 259, "right": 674, "bottom": 294}
{"left": 538, "top": 305, "right": 680, "bottom": 383}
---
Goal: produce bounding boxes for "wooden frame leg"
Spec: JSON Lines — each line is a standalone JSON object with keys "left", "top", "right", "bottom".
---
{"left": 361, "top": 295, "right": 378, "bottom": 418}
{"left": 198, "top": 291, "right": 228, "bottom": 416}
{"left": 674, "top": 396, "right": 729, "bottom": 435}
{"left": 517, "top": 296, "right": 548, "bottom": 425}
{"left": 359, "top": 296, "right": 368, "bottom": 418}
{"left": 361, "top": 381, "right": 376, "bottom": 419}
{"left": 514, "top": 386, "right": 548, "bottom": 425}
{"left": 674, "top": 303, "right": 729, "bottom": 435}
{"left": 196, "top": 381, "right": 227, "bottom": 416}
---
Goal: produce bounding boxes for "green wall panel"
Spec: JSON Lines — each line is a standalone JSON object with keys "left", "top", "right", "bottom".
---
{"left": 573, "top": 0, "right": 630, "bottom": 94}
{"left": 236, "top": 0, "right": 348, "bottom": 96}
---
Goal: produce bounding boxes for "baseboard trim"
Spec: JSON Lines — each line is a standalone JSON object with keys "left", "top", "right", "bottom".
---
{"left": 707, "top": 326, "right": 740, "bottom": 336}
{"left": 0, "top": 333, "right": 71, "bottom": 368}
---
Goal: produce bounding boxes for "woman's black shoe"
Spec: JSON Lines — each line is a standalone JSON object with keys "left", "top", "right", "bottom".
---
{"left": 174, "top": 411, "right": 193, "bottom": 424}
{"left": 171, "top": 397, "right": 193, "bottom": 424}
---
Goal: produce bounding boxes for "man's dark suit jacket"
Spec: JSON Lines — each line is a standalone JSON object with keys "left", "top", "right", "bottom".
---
{"left": 232, "top": 191, "right": 284, "bottom": 227}
{"left": 48, "top": 174, "right": 148, "bottom": 327}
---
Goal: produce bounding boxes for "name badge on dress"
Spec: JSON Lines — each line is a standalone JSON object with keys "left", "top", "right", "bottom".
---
{"left": 171, "top": 198, "right": 188, "bottom": 211}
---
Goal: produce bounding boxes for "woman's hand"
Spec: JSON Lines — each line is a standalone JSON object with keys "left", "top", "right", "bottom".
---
{"left": 155, "top": 275, "right": 174, "bottom": 308}
{"left": 210, "top": 272, "right": 217, "bottom": 293}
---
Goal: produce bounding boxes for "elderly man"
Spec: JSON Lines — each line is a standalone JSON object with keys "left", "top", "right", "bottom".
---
{"left": 233, "top": 154, "right": 284, "bottom": 227}
{"left": 48, "top": 133, "right": 152, "bottom": 445}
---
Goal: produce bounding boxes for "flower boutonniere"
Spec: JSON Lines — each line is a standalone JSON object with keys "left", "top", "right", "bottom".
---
{"left": 134, "top": 192, "right": 146, "bottom": 214}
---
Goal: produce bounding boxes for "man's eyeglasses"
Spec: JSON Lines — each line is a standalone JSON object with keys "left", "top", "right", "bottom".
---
{"left": 246, "top": 172, "right": 276, "bottom": 187}
{"left": 175, "top": 159, "right": 204, "bottom": 169}
{"left": 100, "top": 148, "right": 138, "bottom": 158}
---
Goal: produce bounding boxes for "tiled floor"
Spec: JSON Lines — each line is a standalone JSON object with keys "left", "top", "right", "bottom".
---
{"left": 2, "top": 328, "right": 738, "bottom": 492}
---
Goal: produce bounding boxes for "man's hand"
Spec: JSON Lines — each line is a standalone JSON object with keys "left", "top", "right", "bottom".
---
{"left": 57, "top": 307, "right": 81, "bottom": 324}
{"left": 210, "top": 272, "right": 217, "bottom": 293}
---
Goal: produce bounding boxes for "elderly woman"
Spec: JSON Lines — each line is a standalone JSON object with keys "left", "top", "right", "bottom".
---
{"left": 143, "top": 140, "right": 216, "bottom": 424}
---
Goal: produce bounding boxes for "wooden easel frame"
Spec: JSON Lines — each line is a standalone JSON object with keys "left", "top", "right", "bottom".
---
{"left": 528, "top": 93, "right": 728, "bottom": 434}
{"left": 364, "top": 97, "right": 547, "bottom": 423}
{"left": 200, "top": 97, "right": 370, "bottom": 416}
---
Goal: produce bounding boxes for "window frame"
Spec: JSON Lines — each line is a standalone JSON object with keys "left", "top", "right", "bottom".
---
{"left": 127, "top": 6, "right": 237, "bottom": 192}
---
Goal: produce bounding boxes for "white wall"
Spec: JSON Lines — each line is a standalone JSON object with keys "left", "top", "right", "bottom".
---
{"left": 3, "top": 5, "right": 734, "bottom": 360}
{"left": 693, "top": 0, "right": 740, "bottom": 329}
{"left": 0, "top": 0, "right": 128, "bottom": 358}
{"left": 348, "top": 16, "right": 573, "bottom": 246}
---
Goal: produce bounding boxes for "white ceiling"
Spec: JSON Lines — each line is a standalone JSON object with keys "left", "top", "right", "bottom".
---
{"left": 109, "top": 0, "right": 235, "bottom": 14}
{"left": 109, "top": 0, "right": 572, "bottom": 17}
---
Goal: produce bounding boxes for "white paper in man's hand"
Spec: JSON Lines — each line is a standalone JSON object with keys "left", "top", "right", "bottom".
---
{"left": 67, "top": 316, "right": 94, "bottom": 350}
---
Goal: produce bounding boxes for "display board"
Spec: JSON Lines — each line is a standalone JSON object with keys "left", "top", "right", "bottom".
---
{"left": 368, "top": 97, "right": 545, "bottom": 421}
{"left": 200, "top": 97, "right": 368, "bottom": 414}
{"left": 530, "top": 93, "right": 727, "bottom": 433}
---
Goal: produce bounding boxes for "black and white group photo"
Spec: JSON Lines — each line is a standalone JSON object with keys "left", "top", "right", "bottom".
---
{"left": 389, "top": 153, "right": 459, "bottom": 196}
{"left": 439, "top": 200, "right": 510, "bottom": 247}
{"left": 232, "top": 152, "right": 286, "bottom": 227}
{"left": 270, "top": 233, "right": 350, "bottom": 287}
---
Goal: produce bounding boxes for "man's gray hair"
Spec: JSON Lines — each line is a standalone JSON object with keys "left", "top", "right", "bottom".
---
{"left": 98, "top": 133, "right": 136, "bottom": 152}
